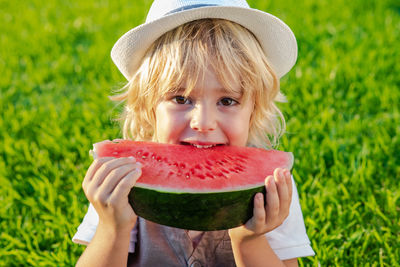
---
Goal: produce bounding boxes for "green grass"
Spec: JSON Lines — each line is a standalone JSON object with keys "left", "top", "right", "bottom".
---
{"left": 1, "top": 0, "right": 399, "bottom": 266}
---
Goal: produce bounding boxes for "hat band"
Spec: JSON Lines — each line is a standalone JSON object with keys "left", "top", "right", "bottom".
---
{"left": 165, "top": 4, "right": 218, "bottom": 15}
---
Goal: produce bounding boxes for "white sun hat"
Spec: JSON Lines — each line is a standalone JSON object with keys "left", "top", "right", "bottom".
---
{"left": 111, "top": 0, "right": 298, "bottom": 80}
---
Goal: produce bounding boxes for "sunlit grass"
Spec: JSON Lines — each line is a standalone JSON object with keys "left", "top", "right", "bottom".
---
{"left": 1, "top": 0, "right": 399, "bottom": 266}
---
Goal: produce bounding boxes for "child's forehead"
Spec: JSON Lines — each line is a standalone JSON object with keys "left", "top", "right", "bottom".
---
{"left": 174, "top": 85, "right": 242, "bottom": 96}
{"left": 175, "top": 69, "right": 243, "bottom": 95}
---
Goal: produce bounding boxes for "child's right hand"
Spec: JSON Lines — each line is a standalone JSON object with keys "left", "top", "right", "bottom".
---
{"left": 82, "top": 157, "right": 142, "bottom": 232}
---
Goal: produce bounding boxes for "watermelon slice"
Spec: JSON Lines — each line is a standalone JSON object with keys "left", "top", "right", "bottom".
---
{"left": 92, "top": 140, "right": 293, "bottom": 231}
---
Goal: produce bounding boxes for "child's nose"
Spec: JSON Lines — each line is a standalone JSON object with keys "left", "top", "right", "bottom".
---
{"left": 190, "top": 104, "right": 216, "bottom": 132}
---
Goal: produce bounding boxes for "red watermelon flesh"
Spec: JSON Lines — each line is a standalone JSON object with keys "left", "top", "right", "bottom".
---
{"left": 92, "top": 140, "right": 293, "bottom": 193}
{"left": 91, "top": 140, "right": 294, "bottom": 230}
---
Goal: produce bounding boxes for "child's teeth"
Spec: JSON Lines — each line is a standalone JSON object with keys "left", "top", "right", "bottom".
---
{"left": 191, "top": 144, "right": 215, "bottom": 148}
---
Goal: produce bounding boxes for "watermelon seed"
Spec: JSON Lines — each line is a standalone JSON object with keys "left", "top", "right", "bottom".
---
{"left": 185, "top": 173, "right": 190, "bottom": 179}
{"left": 221, "top": 159, "right": 228, "bottom": 163}
{"left": 194, "top": 164, "right": 202, "bottom": 170}
{"left": 221, "top": 168, "right": 230, "bottom": 174}
{"left": 179, "top": 163, "right": 186, "bottom": 169}
{"left": 168, "top": 171, "right": 174, "bottom": 176}
{"left": 197, "top": 174, "right": 206, "bottom": 179}
{"left": 229, "top": 167, "right": 239, "bottom": 173}
{"left": 205, "top": 160, "right": 213, "bottom": 166}
{"left": 206, "top": 173, "right": 214, "bottom": 179}
{"left": 235, "top": 167, "right": 244, "bottom": 172}
{"left": 142, "top": 155, "right": 147, "bottom": 159}
{"left": 156, "top": 156, "right": 162, "bottom": 162}
{"left": 205, "top": 165, "right": 212, "bottom": 171}
{"left": 217, "top": 172, "right": 228, "bottom": 179}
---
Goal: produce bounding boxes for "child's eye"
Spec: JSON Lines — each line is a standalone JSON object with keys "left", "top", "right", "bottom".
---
{"left": 219, "top": 97, "right": 238, "bottom": 106}
{"left": 172, "top": 95, "right": 191, "bottom": 105}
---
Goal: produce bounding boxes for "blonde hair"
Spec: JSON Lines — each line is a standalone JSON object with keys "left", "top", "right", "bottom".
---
{"left": 111, "top": 19, "right": 286, "bottom": 149}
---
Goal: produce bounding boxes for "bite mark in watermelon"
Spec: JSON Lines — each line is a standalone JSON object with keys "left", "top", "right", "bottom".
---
{"left": 92, "top": 140, "right": 293, "bottom": 230}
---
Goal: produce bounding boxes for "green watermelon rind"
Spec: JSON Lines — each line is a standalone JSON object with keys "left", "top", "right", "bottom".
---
{"left": 129, "top": 185, "right": 266, "bottom": 231}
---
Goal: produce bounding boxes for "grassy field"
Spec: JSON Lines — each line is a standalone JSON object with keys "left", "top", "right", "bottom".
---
{"left": 1, "top": 0, "right": 399, "bottom": 266}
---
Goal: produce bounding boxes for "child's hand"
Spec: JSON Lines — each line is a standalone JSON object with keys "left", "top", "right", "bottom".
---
{"left": 229, "top": 168, "right": 292, "bottom": 242}
{"left": 82, "top": 157, "right": 142, "bottom": 231}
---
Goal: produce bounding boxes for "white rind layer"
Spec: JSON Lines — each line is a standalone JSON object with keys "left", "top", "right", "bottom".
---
{"left": 134, "top": 181, "right": 266, "bottom": 193}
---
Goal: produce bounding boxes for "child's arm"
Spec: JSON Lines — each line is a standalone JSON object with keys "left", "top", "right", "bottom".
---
{"left": 229, "top": 168, "right": 298, "bottom": 267}
{"left": 76, "top": 157, "right": 142, "bottom": 267}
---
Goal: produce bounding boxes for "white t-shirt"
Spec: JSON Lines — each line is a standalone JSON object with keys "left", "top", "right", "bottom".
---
{"left": 72, "top": 176, "right": 315, "bottom": 260}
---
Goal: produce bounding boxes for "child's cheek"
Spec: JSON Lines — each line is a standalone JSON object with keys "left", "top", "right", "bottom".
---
{"left": 221, "top": 114, "right": 251, "bottom": 147}
{"left": 155, "top": 103, "right": 187, "bottom": 144}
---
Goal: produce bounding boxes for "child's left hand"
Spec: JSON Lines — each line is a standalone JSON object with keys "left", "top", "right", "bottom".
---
{"left": 229, "top": 168, "right": 293, "bottom": 241}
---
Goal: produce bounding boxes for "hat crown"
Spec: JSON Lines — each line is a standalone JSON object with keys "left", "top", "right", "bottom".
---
{"left": 111, "top": 0, "right": 297, "bottom": 80}
{"left": 146, "top": 0, "right": 250, "bottom": 22}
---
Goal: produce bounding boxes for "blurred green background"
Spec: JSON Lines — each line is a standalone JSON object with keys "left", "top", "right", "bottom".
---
{"left": 0, "top": 0, "right": 399, "bottom": 266}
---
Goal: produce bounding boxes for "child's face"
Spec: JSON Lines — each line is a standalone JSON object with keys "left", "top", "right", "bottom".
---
{"left": 154, "top": 66, "right": 254, "bottom": 147}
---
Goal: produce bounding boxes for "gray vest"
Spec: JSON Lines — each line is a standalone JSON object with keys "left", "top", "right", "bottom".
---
{"left": 128, "top": 217, "right": 236, "bottom": 267}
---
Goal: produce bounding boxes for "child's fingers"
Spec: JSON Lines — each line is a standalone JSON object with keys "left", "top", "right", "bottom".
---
{"left": 275, "top": 169, "right": 290, "bottom": 211}
{"left": 91, "top": 157, "right": 138, "bottom": 188}
{"left": 252, "top": 193, "right": 266, "bottom": 227}
{"left": 110, "top": 167, "right": 142, "bottom": 203}
{"left": 285, "top": 169, "right": 293, "bottom": 203}
{"left": 265, "top": 175, "right": 279, "bottom": 220}
{"left": 83, "top": 157, "right": 115, "bottom": 186}
{"left": 100, "top": 162, "right": 141, "bottom": 195}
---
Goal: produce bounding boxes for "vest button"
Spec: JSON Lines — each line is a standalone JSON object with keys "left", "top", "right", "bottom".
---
{"left": 190, "top": 260, "right": 202, "bottom": 267}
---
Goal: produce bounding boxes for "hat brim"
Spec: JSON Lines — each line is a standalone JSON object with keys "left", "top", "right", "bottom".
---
{"left": 111, "top": 6, "right": 297, "bottom": 80}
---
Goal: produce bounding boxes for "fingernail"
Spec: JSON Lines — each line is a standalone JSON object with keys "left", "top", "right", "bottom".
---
{"left": 256, "top": 193, "right": 263, "bottom": 206}
{"left": 270, "top": 177, "right": 276, "bottom": 185}
{"left": 257, "top": 193, "right": 264, "bottom": 208}
{"left": 280, "top": 169, "right": 286, "bottom": 180}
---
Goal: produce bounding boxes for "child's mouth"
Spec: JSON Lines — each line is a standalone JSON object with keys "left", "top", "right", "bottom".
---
{"left": 180, "top": 142, "right": 225, "bottom": 149}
